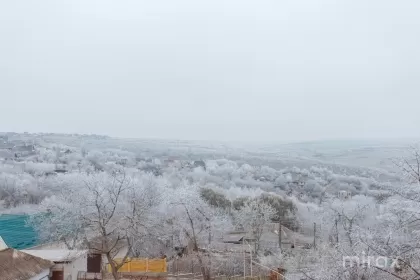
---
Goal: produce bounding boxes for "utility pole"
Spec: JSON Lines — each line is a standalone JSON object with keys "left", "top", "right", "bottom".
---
{"left": 335, "top": 219, "right": 339, "bottom": 244}
{"left": 278, "top": 221, "right": 282, "bottom": 251}
{"left": 243, "top": 239, "right": 246, "bottom": 280}
{"left": 313, "top": 222, "right": 317, "bottom": 249}
{"left": 250, "top": 242, "right": 253, "bottom": 277}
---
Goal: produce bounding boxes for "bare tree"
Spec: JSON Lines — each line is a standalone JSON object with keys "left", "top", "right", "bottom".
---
{"left": 166, "top": 183, "right": 231, "bottom": 280}
{"left": 233, "top": 199, "right": 276, "bottom": 253}
{"left": 33, "top": 172, "right": 161, "bottom": 280}
{"left": 355, "top": 145, "right": 420, "bottom": 279}
{"left": 393, "top": 144, "right": 420, "bottom": 185}
{"left": 181, "top": 203, "right": 212, "bottom": 280}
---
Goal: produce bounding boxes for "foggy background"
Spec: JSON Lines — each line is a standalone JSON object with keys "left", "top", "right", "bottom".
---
{"left": 1, "top": 0, "right": 419, "bottom": 142}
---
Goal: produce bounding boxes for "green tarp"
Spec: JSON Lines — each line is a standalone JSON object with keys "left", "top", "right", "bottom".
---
{"left": 0, "top": 214, "right": 39, "bottom": 249}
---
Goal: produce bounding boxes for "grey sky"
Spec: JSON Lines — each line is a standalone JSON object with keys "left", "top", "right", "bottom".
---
{"left": 1, "top": 0, "right": 419, "bottom": 142}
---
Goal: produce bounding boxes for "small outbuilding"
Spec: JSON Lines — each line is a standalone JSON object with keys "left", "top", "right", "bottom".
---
{"left": 22, "top": 250, "right": 88, "bottom": 280}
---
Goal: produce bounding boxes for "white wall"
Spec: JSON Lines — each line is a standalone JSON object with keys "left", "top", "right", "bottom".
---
{"left": 63, "top": 254, "right": 88, "bottom": 280}
{"left": 28, "top": 241, "right": 68, "bottom": 250}
{"left": 29, "top": 269, "right": 50, "bottom": 280}
{"left": 0, "top": 236, "right": 8, "bottom": 250}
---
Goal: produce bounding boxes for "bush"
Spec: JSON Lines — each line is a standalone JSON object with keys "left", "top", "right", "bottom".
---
{"left": 200, "top": 188, "right": 231, "bottom": 209}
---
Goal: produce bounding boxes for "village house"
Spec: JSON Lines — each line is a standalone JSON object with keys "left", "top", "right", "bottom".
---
{"left": 27, "top": 241, "right": 102, "bottom": 279}
{"left": 0, "top": 214, "right": 165, "bottom": 279}
{"left": 28, "top": 237, "right": 130, "bottom": 278}
{"left": 221, "top": 223, "right": 313, "bottom": 253}
{"left": 13, "top": 144, "right": 36, "bottom": 158}
{"left": 338, "top": 190, "right": 351, "bottom": 200}
{"left": 0, "top": 149, "right": 13, "bottom": 160}
{"left": 0, "top": 214, "right": 89, "bottom": 280}
{"left": 0, "top": 142, "right": 14, "bottom": 150}
{"left": 223, "top": 231, "right": 257, "bottom": 245}
{"left": 22, "top": 250, "right": 88, "bottom": 280}
{"left": 163, "top": 157, "right": 181, "bottom": 168}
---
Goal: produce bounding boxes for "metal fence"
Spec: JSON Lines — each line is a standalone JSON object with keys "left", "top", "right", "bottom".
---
{"left": 77, "top": 271, "right": 102, "bottom": 280}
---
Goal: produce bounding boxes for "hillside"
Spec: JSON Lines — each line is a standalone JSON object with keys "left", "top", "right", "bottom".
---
{"left": 1, "top": 132, "right": 419, "bottom": 279}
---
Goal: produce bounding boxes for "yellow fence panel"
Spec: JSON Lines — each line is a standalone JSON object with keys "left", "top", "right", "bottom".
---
{"left": 107, "top": 258, "right": 167, "bottom": 273}
{"left": 147, "top": 259, "right": 167, "bottom": 272}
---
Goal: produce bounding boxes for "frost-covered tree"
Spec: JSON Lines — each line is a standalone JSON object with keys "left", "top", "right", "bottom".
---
{"left": 32, "top": 172, "right": 162, "bottom": 280}
{"left": 393, "top": 144, "right": 420, "bottom": 184}
{"left": 0, "top": 173, "right": 47, "bottom": 208}
{"left": 357, "top": 144, "right": 420, "bottom": 280}
{"left": 164, "top": 183, "right": 231, "bottom": 280}
{"left": 233, "top": 199, "right": 276, "bottom": 253}
{"left": 259, "top": 193, "right": 297, "bottom": 230}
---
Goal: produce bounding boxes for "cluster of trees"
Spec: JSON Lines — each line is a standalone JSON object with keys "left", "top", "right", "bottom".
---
{"left": 265, "top": 146, "right": 420, "bottom": 280}
{"left": 2, "top": 133, "right": 419, "bottom": 280}
{"left": 0, "top": 134, "right": 398, "bottom": 212}
{"left": 29, "top": 143, "right": 420, "bottom": 280}
{"left": 31, "top": 171, "right": 288, "bottom": 280}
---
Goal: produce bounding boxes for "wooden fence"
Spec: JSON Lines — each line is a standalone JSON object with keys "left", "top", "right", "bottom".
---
{"left": 107, "top": 258, "right": 167, "bottom": 273}
{"left": 168, "top": 258, "right": 203, "bottom": 275}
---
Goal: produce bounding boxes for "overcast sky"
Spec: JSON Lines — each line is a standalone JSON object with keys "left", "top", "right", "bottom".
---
{"left": 1, "top": 0, "right": 419, "bottom": 142}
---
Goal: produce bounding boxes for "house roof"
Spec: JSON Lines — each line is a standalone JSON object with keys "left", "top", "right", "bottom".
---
{"left": 0, "top": 248, "right": 54, "bottom": 280}
{"left": 21, "top": 249, "right": 88, "bottom": 262}
{"left": 223, "top": 234, "right": 244, "bottom": 243}
{"left": 13, "top": 145, "right": 35, "bottom": 152}
{"left": 0, "top": 149, "right": 13, "bottom": 158}
{"left": 223, "top": 231, "right": 255, "bottom": 243}
{"left": 0, "top": 215, "right": 39, "bottom": 249}
{"left": 0, "top": 143, "right": 14, "bottom": 149}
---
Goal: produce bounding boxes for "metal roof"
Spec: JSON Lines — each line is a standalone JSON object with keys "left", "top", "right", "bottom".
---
{"left": 0, "top": 215, "right": 39, "bottom": 249}
{"left": 22, "top": 249, "right": 88, "bottom": 262}
{"left": 222, "top": 231, "right": 256, "bottom": 243}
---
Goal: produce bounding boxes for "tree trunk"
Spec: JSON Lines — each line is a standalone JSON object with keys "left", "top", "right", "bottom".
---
{"left": 197, "top": 254, "right": 211, "bottom": 280}
{"left": 106, "top": 253, "right": 120, "bottom": 280}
